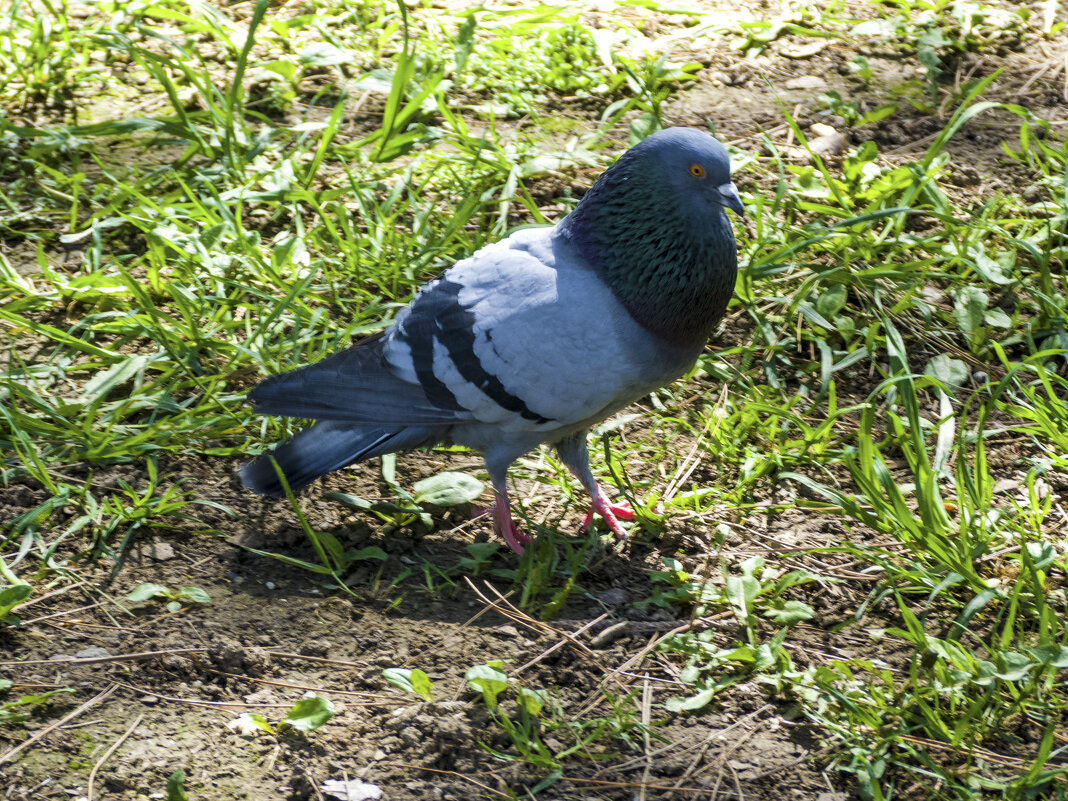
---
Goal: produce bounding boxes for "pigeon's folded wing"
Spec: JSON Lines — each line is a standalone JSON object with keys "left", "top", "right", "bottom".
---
{"left": 245, "top": 332, "right": 475, "bottom": 426}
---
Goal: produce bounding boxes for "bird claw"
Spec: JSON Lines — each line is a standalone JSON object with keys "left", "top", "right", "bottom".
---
{"left": 474, "top": 501, "right": 530, "bottom": 554}
{"left": 580, "top": 499, "right": 635, "bottom": 540}
{"left": 477, "top": 492, "right": 633, "bottom": 553}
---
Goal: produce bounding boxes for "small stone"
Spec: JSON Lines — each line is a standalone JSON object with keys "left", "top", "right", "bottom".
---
{"left": 992, "top": 478, "right": 1019, "bottom": 494}
{"left": 149, "top": 541, "right": 175, "bottom": 561}
{"left": 919, "top": 286, "right": 945, "bottom": 305}
{"left": 809, "top": 132, "right": 846, "bottom": 159}
{"left": 1023, "top": 184, "right": 1044, "bottom": 203}
{"left": 596, "top": 587, "right": 626, "bottom": 606}
{"left": 75, "top": 647, "right": 112, "bottom": 660}
{"left": 265, "top": 581, "right": 277, "bottom": 590}
{"left": 372, "top": 748, "right": 387, "bottom": 761}
{"left": 780, "top": 40, "right": 828, "bottom": 59}
{"left": 244, "top": 688, "right": 278, "bottom": 705}
{"left": 496, "top": 624, "right": 520, "bottom": 638}
{"left": 784, "top": 75, "right": 826, "bottom": 90}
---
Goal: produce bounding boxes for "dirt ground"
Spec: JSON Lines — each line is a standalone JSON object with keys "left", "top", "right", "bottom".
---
{"left": 3, "top": 2, "right": 1066, "bottom": 800}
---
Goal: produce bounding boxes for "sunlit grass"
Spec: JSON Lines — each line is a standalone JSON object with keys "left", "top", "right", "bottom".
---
{"left": 2, "top": 0, "right": 1068, "bottom": 796}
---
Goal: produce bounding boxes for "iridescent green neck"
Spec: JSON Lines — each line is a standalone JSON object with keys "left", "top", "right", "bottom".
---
{"left": 558, "top": 165, "right": 738, "bottom": 348}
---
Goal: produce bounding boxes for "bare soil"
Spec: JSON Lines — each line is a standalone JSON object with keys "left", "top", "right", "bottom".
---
{"left": 3, "top": 2, "right": 1066, "bottom": 799}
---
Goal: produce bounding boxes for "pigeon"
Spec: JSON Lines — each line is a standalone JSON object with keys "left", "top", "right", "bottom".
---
{"left": 241, "top": 126, "right": 744, "bottom": 553}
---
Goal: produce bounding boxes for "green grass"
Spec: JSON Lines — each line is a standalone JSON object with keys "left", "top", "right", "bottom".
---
{"left": 3, "top": 0, "right": 1068, "bottom": 797}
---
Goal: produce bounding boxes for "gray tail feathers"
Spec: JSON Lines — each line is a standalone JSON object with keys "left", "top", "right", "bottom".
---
{"left": 240, "top": 421, "right": 438, "bottom": 498}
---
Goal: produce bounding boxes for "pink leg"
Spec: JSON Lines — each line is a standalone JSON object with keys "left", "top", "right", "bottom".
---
{"left": 473, "top": 479, "right": 529, "bottom": 554}
{"left": 491, "top": 494, "right": 529, "bottom": 554}
{"left": 579, "top": 483, "right": 635, "bottom": 540}
{"left": 555, "top": 433, "right": 634, "bottom": 542}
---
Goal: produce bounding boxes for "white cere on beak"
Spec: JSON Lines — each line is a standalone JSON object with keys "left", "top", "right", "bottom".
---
{"left": 718, "top": 182, "right": 745, "bottom": 217}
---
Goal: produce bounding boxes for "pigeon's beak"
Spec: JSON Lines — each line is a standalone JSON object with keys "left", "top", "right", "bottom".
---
{"left": 718, "top": 182, "right": 746, "bottom": 217}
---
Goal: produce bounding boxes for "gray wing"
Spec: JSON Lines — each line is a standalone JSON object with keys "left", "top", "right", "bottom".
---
{"left": 245, "top": 332, "right": 474, "bottom": 426}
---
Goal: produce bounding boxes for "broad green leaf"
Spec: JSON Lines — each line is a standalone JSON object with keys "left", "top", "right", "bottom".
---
{"left": 299, "top": 42, "right": 355, "bottom": 67}
{"left": 1029, "top": 645, "right": 1068, "bottom": 668}
{"left": 665, "top": 675, "right": 739, "bottom": 711}
{"left": 80, "top": 353, "right": 153, "bottom": 403}
{"left": 281, "top": 695, "right": 336, "bottom": 732}
{"left": 345, "top": 546, "right": 389, "bottom": 563}
{"left": 816, "top": 284, "right": 848, "bottom": 318}
{"left": 383, "top": 668, "right": 416, "bottom": 694}
{"left": 259, "top": 59, "right": 298, "bottom": 82}
{"left": 383, "top": 668, "right": 434, "bottom": 702}
{"left": 517, "top": 687, "right": 547, "bottom": 716}
{"left": 465, "top": 542, "right": 500, "bottom": 561}
{"left": 953, "top": 286, "right": 988, "bottom": 334}
{"left": 924, "top": 354, "right": 969, "bottom": 389}
{"left": 175, "top": 586, "right": 211, "bottom": 604}
{"left": 993, "top": 651, "right": 1033, "bottom": 682}
{"left": 126, "top": 582, "right": 170, "bottom": 602}
{"left": 228, "top": 712, "right": 274, "bottom": 735}
{"left": 0, "top": 584, "right": 31, "bottom": 619}
{"left": 353, "top": 68, "right": 396, "bottom": 95}
{"left": 858, "top": 104, "right": 897, "bottom": 125}
{"left": 764, "top": 600, "right": 815, "bottom": 625}
{"left": 465, "top": 664, "right": 508, "bottom": 709}
{"left": 409, "top": 669, "right": 435, "bottom": 702}
{"left": 665, "top": 686, "right": 718, "bottom": 712}
{"left": 412, "top": 472, "right": 484, "bottom": 506}
{"left": 984, "top": 308, "right": 1011, "bottom": 328}
{"left": 973, "top": 247, "right": 1015, "bottom": 285}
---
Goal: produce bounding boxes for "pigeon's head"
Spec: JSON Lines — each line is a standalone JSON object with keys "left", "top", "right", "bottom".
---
{"left": 558, "top": 127, "right": 745, "bottom": 347}
{"left": 632, "top": 127, "right": 744, "bottom": 219}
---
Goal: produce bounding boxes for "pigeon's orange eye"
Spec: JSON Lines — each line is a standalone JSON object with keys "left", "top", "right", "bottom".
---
{"left": 689, "top": 163, "right": 705, "bottom": 178}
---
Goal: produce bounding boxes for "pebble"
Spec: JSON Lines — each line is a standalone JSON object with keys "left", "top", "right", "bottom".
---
{"left": 784, "top": 75, "right": 826, "bottom": 90}
{"left": 992, "top": 477, "right": 1019, "bottom": 494}
{"left": 780, "top": 40, "right": 829, "bottom": 59}
{"left": 809, "top": 131, "right": 846, "bottom": 159}
{"left": 74, "top": 647, "right": 112, "bottom": 660}
{"left": 596, "top": 587, "right": 626, "bottom": 606}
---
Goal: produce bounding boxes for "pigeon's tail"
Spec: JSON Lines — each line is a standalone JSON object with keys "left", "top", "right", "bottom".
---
{"left": 240, "top": 421, "right": 438, "bottom": 498}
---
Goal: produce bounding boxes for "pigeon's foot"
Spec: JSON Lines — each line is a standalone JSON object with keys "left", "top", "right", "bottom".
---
{"left": 492, "top": 498, "right": 530, "bottom": 554}
{"left": 580, "top": 490, "right": 635, "bottom": 540}
{"left": 476, "top": 484, "right": 530, "bottom": 554}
